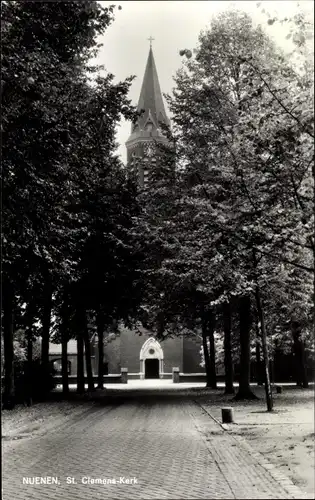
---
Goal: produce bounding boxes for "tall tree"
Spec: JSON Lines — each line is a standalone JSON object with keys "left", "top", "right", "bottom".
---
{"left": 2, "top": 1, "right": 142, "bottom": 404}
{"left": 168, "top": 8, "right": 313, "bottom": 403}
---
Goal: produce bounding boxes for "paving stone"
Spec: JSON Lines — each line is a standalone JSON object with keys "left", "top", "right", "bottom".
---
{"left": 2, "top": 393, "right": 306, "bottom": 499}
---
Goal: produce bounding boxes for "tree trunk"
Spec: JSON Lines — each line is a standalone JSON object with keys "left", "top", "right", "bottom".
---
{"left": 254, "top": 314, "right": 264, "bottom": 386}
{"left": 201, "top": 319, "right": 212, "bottom": 388}
{"left": 254, "top": 285, "right": 273, "bottom": 411}
{"left": 2, "top": 281, "right": 15, "bottom": 410}
{"left": 25, "top": 340, "right": 33, "bottom": 406}
{"left": 76, "top": 307, "right": 85, "bottom": 394}
{"left": 25, "top": 300, "right": 35, "bottom": 406}
{"left": 235, "top": 295, "right": 258, "bottom": 400}
{"left": 96, "top": 309, "right": 105, "bottom": 389}
{"left": 291, "top": 320, "right": 308, "bottom": 388}
{"left": 255, "top": 340, "right": 264, "bottom": 386}
{"left": 223, "top": 302, "right": 234, "bottom": 394}
{"left": 41, "top": 277, "right": 52, "bottom": 369}
{"left": 61, "top": 338, "right": 69, "bottom": 395}
{"left": 300, "top": 341, "right": 308, "bottom": 389}
{"left": 60, "top": 290, "right": 69, "bottom": 396}
{"left": 208, "top": 311, "right": 217, "bottom": 389}
{"left": 27, "top": 331, "right": 33, "bottom": 367}
{"left": 82, "top": 310, "right": 94, "bottom": 392}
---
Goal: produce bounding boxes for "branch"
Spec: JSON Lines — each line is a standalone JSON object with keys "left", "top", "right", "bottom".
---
{"left": 296, "top": 156, "right": 314, "bottom": 189}
{"left": 285, "top": 237, "right": 314, "bottom": 251}
{"left": 247, "top": 61, "right": 314, "bottom": 139}
{"left": 255, "top": 247, "right": 314, "bottom": 273}
{"left": 216, "top": 123, "right": 260, "bottom": 213}
{"left": 190, "top": 171, "right": 315, "bottom": 274}
{"left": 290, "top": 173, "right": 305, "bottom": 212}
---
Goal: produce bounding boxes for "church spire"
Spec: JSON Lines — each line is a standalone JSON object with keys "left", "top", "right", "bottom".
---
{"left": 136, "top": 43, "right": 170, "bottom": 131}
{"left": 126, "top": 42, "right": 170, "bottom": 162}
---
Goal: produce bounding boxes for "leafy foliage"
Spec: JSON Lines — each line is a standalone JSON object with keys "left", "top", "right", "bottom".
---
{"left": 2, "top": 1, "right": 145, "bottom": 406}
{"left": 139, "top": 8, "right": 314, "bottom": 395}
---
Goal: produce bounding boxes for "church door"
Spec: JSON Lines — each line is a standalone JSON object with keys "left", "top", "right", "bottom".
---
{"left": 145, "top": 359, "right": 159, "bottom": 379}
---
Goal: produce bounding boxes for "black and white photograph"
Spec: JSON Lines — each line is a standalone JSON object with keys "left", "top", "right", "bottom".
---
{"left": 2, "top": 1, "right": 314, "bottom": 499}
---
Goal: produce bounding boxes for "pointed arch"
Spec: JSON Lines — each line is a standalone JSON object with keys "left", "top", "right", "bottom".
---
{"left": 140, "top": 337, "right": 163, "bottom": 360}
{"left": 144, "top": 108, "right": 156, "bottom": 130}
{"left": 139, "top": 337, "right": 164, "bottom": 379}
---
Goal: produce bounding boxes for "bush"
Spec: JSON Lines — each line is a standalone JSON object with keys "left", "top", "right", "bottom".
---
{"left": 14, "top": 360, "right": 57, "bottom": 403}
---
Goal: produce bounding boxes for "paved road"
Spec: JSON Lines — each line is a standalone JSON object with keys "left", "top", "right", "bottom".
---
{"left": 2, "top": 387, "right": 305, "bottom": 499}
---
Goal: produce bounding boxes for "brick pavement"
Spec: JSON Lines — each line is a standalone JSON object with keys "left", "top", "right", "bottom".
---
{"left": 2, "top": 389, "right": 306, "bottom": 499}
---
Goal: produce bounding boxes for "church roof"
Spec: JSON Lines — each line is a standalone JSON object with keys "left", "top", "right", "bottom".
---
{"left": 126, "top": 45, "right": 170, "bottom": 146}
{"left": 136, "top": 46, "right": 170, "bottom": 129}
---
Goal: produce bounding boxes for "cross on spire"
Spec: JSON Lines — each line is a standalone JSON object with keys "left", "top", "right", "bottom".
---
{"left": 147, "top": 36, "right": 155, "bottom": 48}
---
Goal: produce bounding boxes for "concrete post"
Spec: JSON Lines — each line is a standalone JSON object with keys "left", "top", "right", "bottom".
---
{"left": 221, "top": 407, "right": 234, "bottom": 423}
{"left": 121, "top": 367, "right": 128, "bottom": 384}
{"left": 172, "top": 367, "right": 180, "bottom": 383}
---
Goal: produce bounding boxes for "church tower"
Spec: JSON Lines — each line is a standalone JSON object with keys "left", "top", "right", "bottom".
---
{"left": 125, "top": 40, "right": 171, "bottom": 187}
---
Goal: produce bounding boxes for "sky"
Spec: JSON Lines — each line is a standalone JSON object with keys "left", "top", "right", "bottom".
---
{"left": 93, "top": 1, "right": 313, "bottom": 163}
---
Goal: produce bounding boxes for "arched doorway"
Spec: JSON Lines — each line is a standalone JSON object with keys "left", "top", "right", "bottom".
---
{"left": 139, "top": 338, "right": 164, "bottom": 379}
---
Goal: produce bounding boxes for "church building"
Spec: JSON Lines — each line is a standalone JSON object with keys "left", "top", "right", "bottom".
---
{"left": 101, "top": 43, "right": 203, "bottom": 379}
{"left": 49, "top": 43, "right": 204, "bottom": 380}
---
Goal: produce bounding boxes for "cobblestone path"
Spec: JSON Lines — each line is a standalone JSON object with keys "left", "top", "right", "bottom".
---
{"left": 2, "top": 391, "right": 305, "bottom": 499}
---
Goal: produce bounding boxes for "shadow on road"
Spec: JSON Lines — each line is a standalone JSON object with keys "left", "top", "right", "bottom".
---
{"left": 46, "top": 382, "right": 314, "bottom": 410}
{"left": 48, "top": 384, "right": 215, "bottom": 407}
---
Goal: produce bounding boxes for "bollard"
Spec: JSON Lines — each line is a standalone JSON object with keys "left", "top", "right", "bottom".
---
{"left": 221, "top": 407, "right": 234, "bottom": 424}
{"left": 276, "top": 385, "right": 282, "bottom": 394}
{"left": 172, "top": 367, "right": 180, "bottom": 383}
{"left": 121, "top": 367, "right": 128, "bottom": 384}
